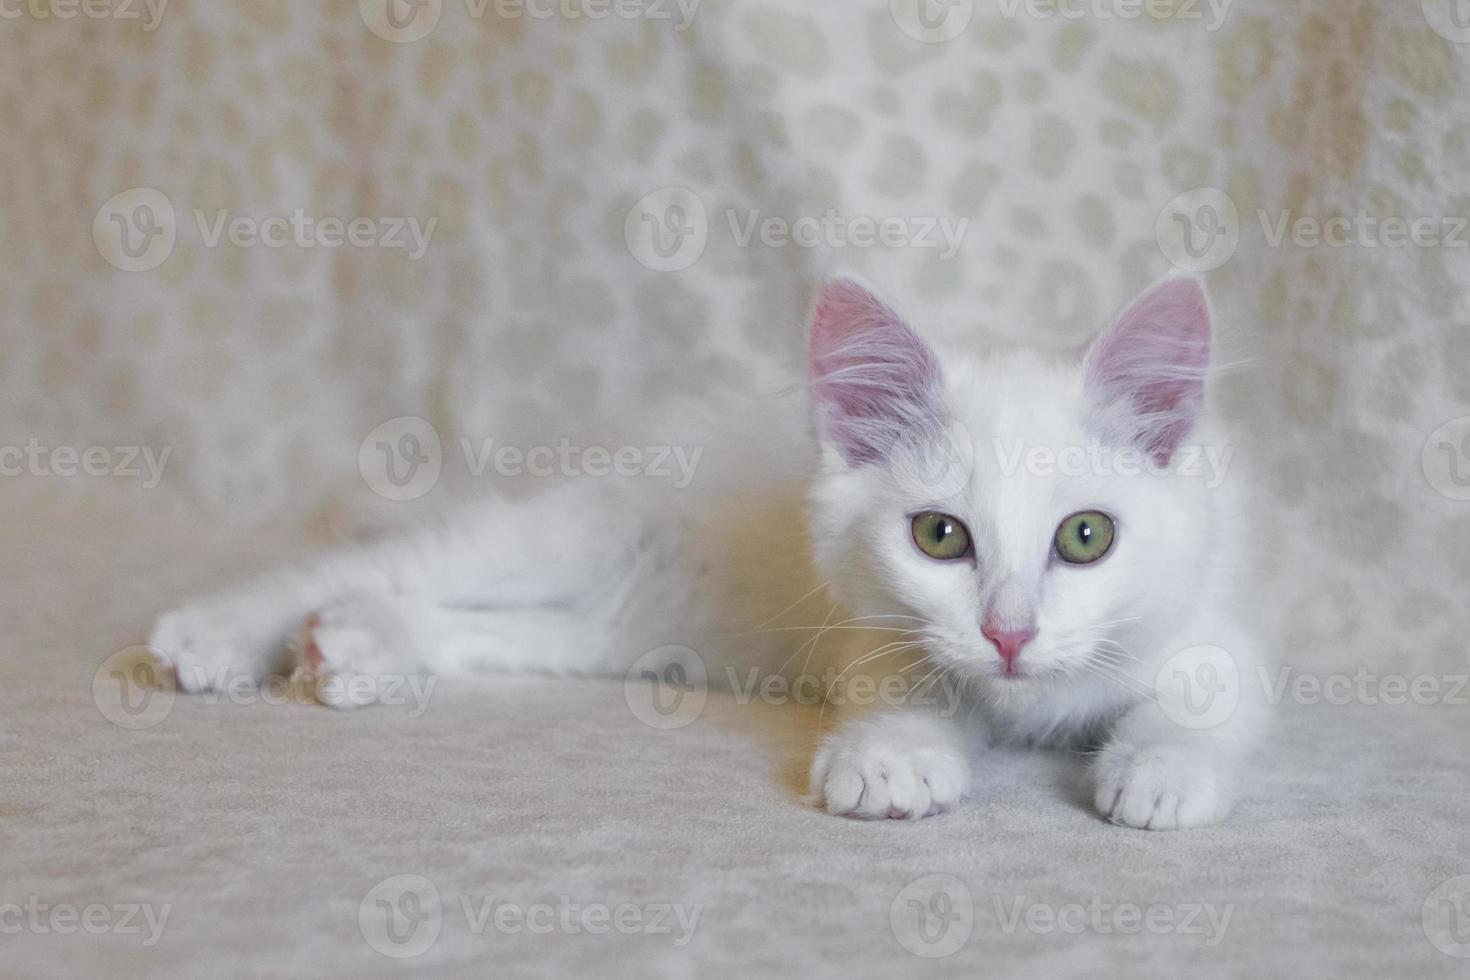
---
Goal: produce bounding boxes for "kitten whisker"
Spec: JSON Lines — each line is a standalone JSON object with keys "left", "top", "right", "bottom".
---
{"left": 813, "top": 640, "right": 931, "bottom": 731}
{"left": 731, "top": 581, "right": 833, "bottom": 635}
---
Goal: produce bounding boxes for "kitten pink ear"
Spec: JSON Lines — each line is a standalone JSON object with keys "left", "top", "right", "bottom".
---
{"left": 809, "top": 278, "right": 943, "bottom": 466}
{"left": 1084, "top": 277, "right": 1212, "bottom": 466}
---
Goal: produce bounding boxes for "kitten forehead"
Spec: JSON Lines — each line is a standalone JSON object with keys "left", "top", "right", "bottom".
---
{"left": 937, "top": 347, "right": 1093, "bottom": 571}
{"left": 946, "top": 348, "right": 1087, "bottom": 455}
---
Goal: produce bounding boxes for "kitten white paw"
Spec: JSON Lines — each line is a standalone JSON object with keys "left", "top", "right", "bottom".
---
{"left": 809, "top": 717, "right": 971, "bottom": 821}
{"left": 148, "top": 603, "right": 279, "bottom": 693}
{"left": 290, "top": 596, "right": 427, "bottom": 710}
{"left": 1092, "top": 744, "right": 1233, "bottom": 831}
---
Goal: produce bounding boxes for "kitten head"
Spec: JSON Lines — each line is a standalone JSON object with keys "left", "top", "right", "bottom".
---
{"left": 806, "top": 276, "right": 1221, "bottom": 697}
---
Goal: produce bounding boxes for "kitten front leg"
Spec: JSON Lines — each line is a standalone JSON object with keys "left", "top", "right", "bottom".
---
{"left": 1091, "top": 641, "right": 1265, "bottom": 831}
{"left": 1092, "top": 723, "right": 1237, "bottom": 831}
{"left": 809, "top": 706, "right": 980, "bottom": 821}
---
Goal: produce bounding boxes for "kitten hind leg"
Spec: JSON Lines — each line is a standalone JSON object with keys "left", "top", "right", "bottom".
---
{"left": 150, "top": 548, "right": 441, "bottom": 693}
{"left": 150, "top": 482, "right": 710, "bottom": 700}
{"left": 148, "top": 486, "right": 608, "bottom": 691}
{"left": 289, "top": 595, "right": 629, "bottom": 709}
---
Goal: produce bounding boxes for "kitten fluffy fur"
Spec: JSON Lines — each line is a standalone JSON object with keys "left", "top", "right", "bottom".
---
{"left": 149, "top": 275, "right": 1263, "bottom": 830}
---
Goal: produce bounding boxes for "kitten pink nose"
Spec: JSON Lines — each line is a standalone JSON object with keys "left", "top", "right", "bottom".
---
{"left": 982, "top": 620, "right": 1036, "bottom": 670}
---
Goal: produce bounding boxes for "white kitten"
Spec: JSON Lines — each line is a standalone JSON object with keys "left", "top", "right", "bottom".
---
{"left": 148, "top": 276, "right": 1263, "bottom": 830}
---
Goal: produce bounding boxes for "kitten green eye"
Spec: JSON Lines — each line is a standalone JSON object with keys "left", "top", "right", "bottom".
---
{"left": 911, "top": 512, "right": 972, "bottom": 561}
{"left": 1054, "top": 511, "right": 1116, "bottom": 565}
